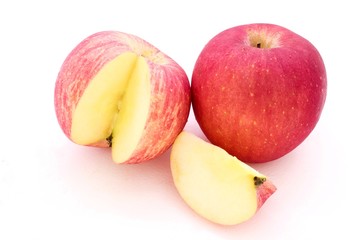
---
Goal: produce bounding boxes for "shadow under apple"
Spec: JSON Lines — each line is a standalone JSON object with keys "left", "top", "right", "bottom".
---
{"left": 54, "top": 141, "right": 182, "bottom": 222}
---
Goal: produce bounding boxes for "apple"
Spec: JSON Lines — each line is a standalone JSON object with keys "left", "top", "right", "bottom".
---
{"left": 191, "top": 23, "right": 327, "bottom": 163}
{"left": 54, "top": 31, "right": 191, "bottom": 164}
{"left": 170, "top": 131, "right": 276, "bottom": 225}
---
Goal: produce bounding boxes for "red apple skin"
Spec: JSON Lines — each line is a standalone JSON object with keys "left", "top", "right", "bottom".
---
{"left": 257, "top": 180, "right": 277, "bottom": 210}
{"left": 191, "top": 23, "right": 327, "bottom": 163}
{"left": 55, "top": 31, "right": 191, "bottom": 163}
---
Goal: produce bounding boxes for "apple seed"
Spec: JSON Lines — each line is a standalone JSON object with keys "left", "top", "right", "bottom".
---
{"left": 106, "top": 134, "right": 113, "bottom": 147}
{"left": 254, "top": 176, "right": 266, "bottom": 186}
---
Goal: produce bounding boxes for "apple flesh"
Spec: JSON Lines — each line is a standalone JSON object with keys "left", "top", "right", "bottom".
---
{"left": 170, "top": 131, "right": 276, "bottom": 225}
{"left": 55, "top": 31, "right": 191, "bottom": 164}
{"left": 191, "top": 23, "right": 327, "bottom": 163}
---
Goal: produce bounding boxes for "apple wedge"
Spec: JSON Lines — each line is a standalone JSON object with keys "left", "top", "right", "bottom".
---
{"left": 55, "top": 31, "right": 191, "bottom": 164}
{"left": 170, "top": 131, "right": 277, "bottom": 225}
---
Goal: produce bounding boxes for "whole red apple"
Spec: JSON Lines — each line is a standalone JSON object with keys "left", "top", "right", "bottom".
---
{"left": 55, "top": 31, "right": 191, "bottom": 164}
{"left": 191, "top": 23, "right": 327, "bottom": 163}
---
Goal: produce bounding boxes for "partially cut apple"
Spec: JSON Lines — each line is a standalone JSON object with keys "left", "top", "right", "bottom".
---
{"left": 55, "top": 31, "right": 191, "bottom": 164}
{"left": 170, "top": 131, "right": 277, "bottom": 225}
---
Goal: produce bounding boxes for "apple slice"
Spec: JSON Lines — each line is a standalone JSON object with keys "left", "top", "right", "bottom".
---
{"left": 170, "top": 131, "right": 277, "bottom": 225}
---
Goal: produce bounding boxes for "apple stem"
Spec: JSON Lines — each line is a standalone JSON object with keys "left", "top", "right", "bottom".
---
{"left": 106, "top": 134, "right": 113, "bottom": 147}
{"left": 256, "top": 42, "right": 261, "bottom": 48}
{"left": 254, "top": 176, "right": 266, "bottom": 186}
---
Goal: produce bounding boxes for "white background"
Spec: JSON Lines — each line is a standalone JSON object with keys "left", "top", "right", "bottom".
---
{"left": 0, "top": 0, "right": 358, "bottom": 239}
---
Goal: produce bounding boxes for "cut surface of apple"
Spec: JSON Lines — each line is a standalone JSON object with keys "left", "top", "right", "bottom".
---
{"left": 71, "top": 51, "right": 151, "bottom": 163}
{"left": 170, "top": 131, "right": 276, "bottom": 225}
